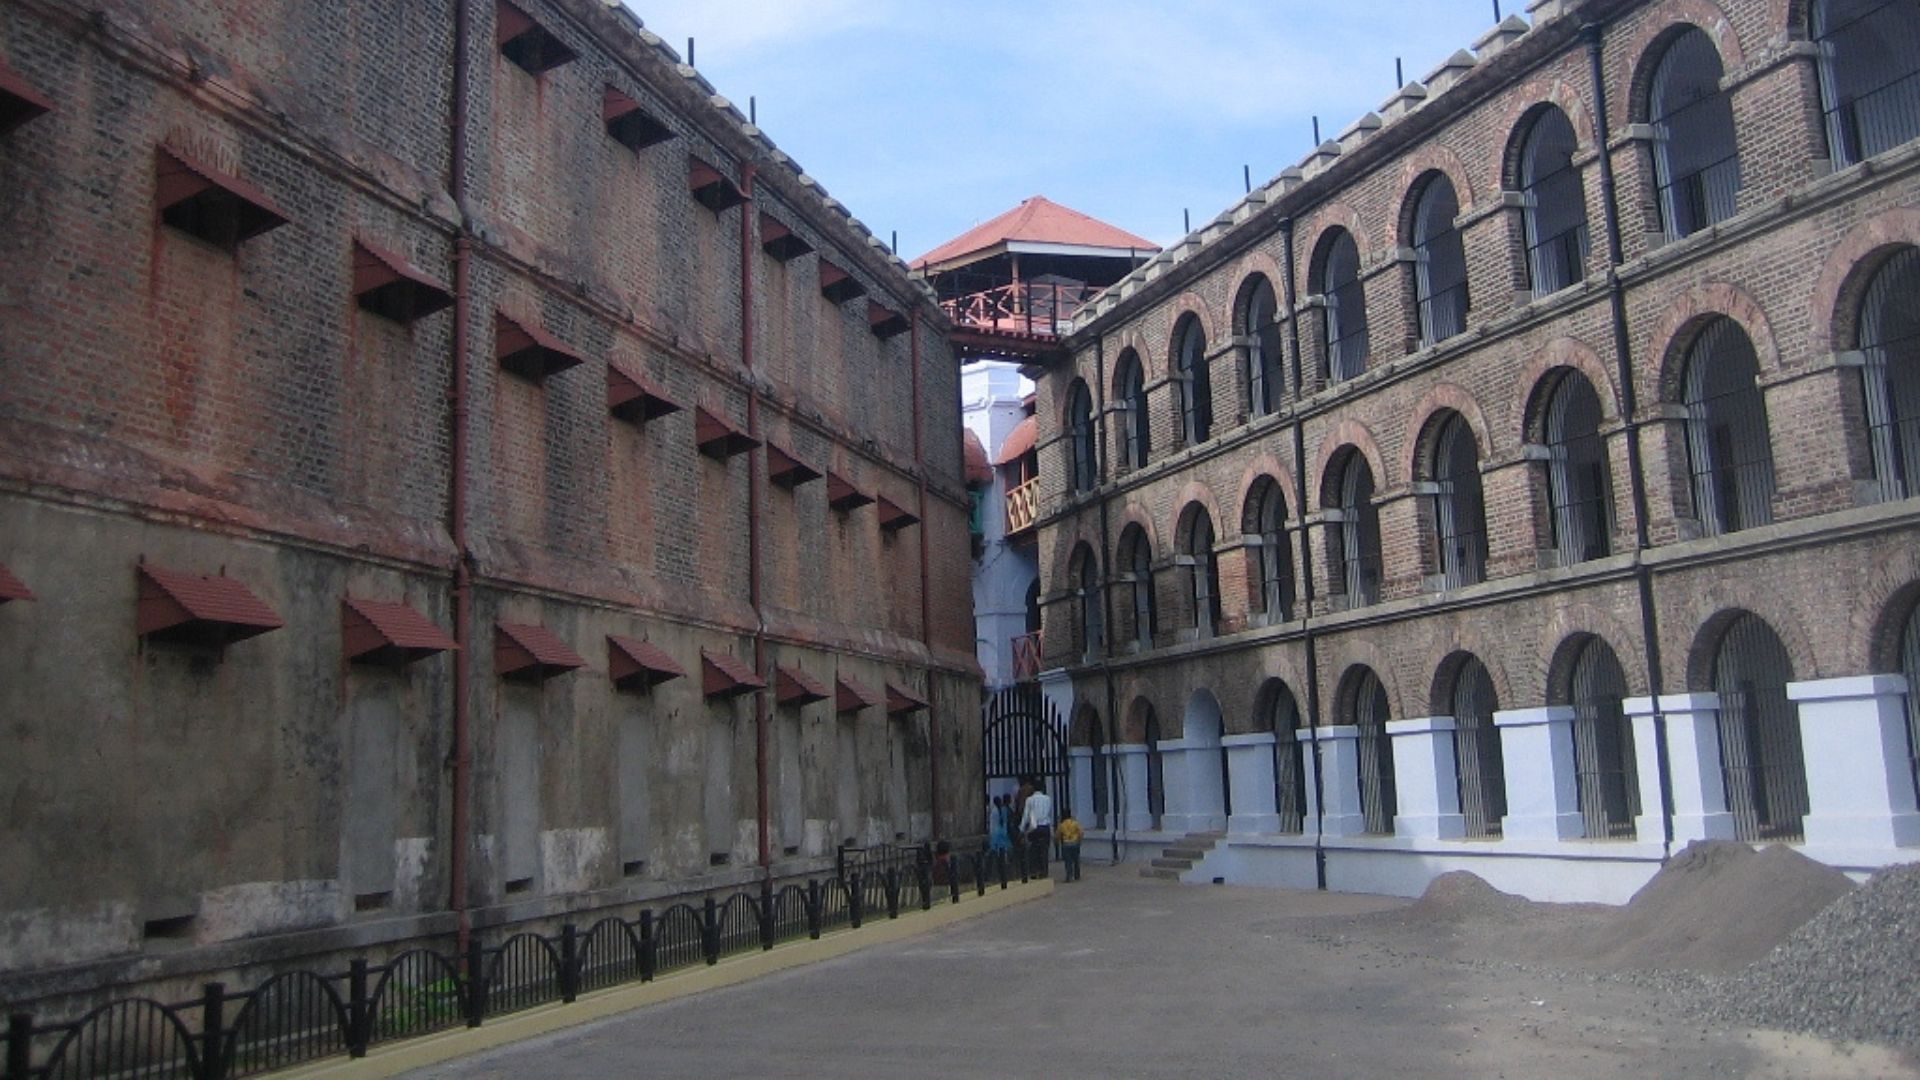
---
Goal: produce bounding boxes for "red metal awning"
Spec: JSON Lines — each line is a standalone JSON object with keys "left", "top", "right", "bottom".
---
{"left": 759, "top": 212, "right": 812, "bottom": 262}
{"left": 765, "top": 443, "right": 821, "bottom": 489}
{"left": 689, "top": 156, "right": 745, "bottom": 213}
{"left": 137, "top": 564, "right": 283, "bottom": 646}
{"left": 607, "top": 364, "right": 679, "bottom": 424}
{"left": 885, "top": 681, "right": 929, "bottom": 716}
{"left": 995, "top": 415, "right": 1038, "bottom": 466}
{"left": 342, "top": 597, "right": 457, "bottom": 665}
{"left": 818, "top": 259, "right": 865, "bottom": 305}
{"left": 495, "top": 621, "right": 584, "bottom": 682}
{"left": 775, "top": 664, "right": 829, "bottom": 707}
{"left": 497, "top": 311, "right": 583, "bottom": 383}
{"left": 155, "top": 146, "right": 289, "bottom": 249}
{"left": 826, "top": 471, "right": 873, "bottom": 512}
{"left": 0, "top": 60, "right": 53, "bottom": 136}
{"left": 354, "top": 240, "right": 453, "bottom": 323}
{"left": 608, "top": 635, "right": 685, "bottom": 690}
{"left": 0, "top": 561, "right": 34, "bottom": 603}
{"left": 603, "top": 85, "right": 672, "bottom": 152}
{"left": 497, "top": 0, "right": 577, "bottom": 74}
{"left": 695, "top": 406, "right": 760, "bottom": 460}
{"left": 835, "top": 672, "right": 882, "bottom": 714}
{"left": 963, "top": 429, "right": 992, "bottom": 488}
{"left": 876, "top": 495, "right": 920, "bottom": 532}
{"left": 701, "top": 647, "right": 765, "bottom": 699}
{"left": 867, "top": 302, "right": 909, "bottom": 340}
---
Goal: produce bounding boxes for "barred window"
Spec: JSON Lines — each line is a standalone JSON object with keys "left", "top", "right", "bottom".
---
{"left": 1682, "top": 317, "right": 1776, "bottom": 535}
{"left": 1181, "top": 507, "right": 1221, "bottom": 638}
{"left": 1238, "top": 276, "right": 1283, "bottom": 416}
{"left": 1255, "top": 679, "right": 1308, "bottom": 835}
{"left": 1119, "top": 525, "right": 1157, "bottom": 650}
{"left": 1412, "top": 174, "right": 1469, "bottom": 347}
{"left": 1244, "top": 478, "right": 1295, "bottom": 621}
{"left": 1518, "top": 106, "right": 1590, "bottom": 296}
{"left": 1562, "top": 637, "right": 1640, "bottom": 839}
{"left": 1812, "top": 0, "right": 1920, "bottom": 166}
{"left": 1711, "top": 614, "right": 1808, "bottom": 842}
{"left": 1649, "top": 27, "right": 1742, "bottom": 241}
{"left": 1544, "top": 371, "right": 1613, "bottom": 564}
{"left": 1348, "top": 668, "right": 1398, "bottom": 836}
{"left": 1330, "top": 453, "right": 1383, "bottom": 607}
{"left": 1173, "top": 316, "right": 1213, "bottom": 445}
{"left": 1900, "top": 601, "right": 1920, "bottom": 804}
{"left": 1115, "top": 350, "right": 1150, "bottom": 469}
{"left": 1449, "top": 657, "right": 1506, "bottom": 838}
{"left": 1068, "top": 544, "right": 1104, "bottom": 662}
{"left": 1429, "top": 413, "right": 1488, "bottom": 589}
{"left": 1857, "top": 247, "right": 1920, "bottom": 501}
{"left": 1066, "top": 380, "right": 1097, "bottom": 494}
{"left": 1143, "top": 706, "right": 1166, "bottom": 827}
{"left": 1318, "top": 229, "right": 1370, "bottom": 383}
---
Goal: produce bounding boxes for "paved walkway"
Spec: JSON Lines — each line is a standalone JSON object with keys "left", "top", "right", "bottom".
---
{"left": 406, "top": 861, "right": 1913, "bottom": 1079}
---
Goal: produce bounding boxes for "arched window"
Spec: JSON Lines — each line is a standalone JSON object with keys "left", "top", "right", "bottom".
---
{"left": 1243, "top": 478, "right": 1295, "bottom": 622}
{"left": 1899, "top": 600, "right": 1920, "bottom": 800}
{"left": 1347, "top": 667, "right": 1397, "bottom": 836}
{"left": 1142, "top": 704, "right": 1166, "bottom": 828}
{"left": 1681, "top": 317, "right": 1776, "bottom": 535}
{"left": 1560, "top": 636, "right": 1639, "bottom": 839}
{"left": 1812, "top": 0, "right": 1920, "bottom": 167}
{"left": 1119, "top": 525, "right": 1157, "bottom": 650}
{"left": 1329, "top": 452, "right": 1383, "bottom": 607}
{"left": 1411, "top": 174, "right": 1470, "bottom": 347}
{"left": 1428, "top": 413, "right": 1488, "bottom": 589}
{"left": 1115, "top": 349, "right": 1150, "bottom": 470}
{"left": 1858, "top": 248, "right": 1920, "bottom": 501}
{"left": 1238, "top": 276, "right": 1283, "bottom": 416}
{"left": 1066, "top": 380, "right": 1097, "bottom": 494}
{"left": 1317, "top": 229, "right": 1370, "bottom": 383}
{"left": 1448, "top": 656, "right": 1506, "bottom": 838}
{"left": 1710, "top": 614, "right": 1808, "bottom": 842}
{"left": 1071, "top": 708, "right": 1111, "bottom": 829}
{"left": 1649, "top": 27, "right": 1742, "bottom": 241}
{"left": 1068, "top": 544, "right": 1104, "bottom": 662}
{"left": 1255, "top": 680, "right": 1308, "bottom": 834}
{"left": 1180, "top": 506, "right": 1221, "bottom": 637}
{"left": 1024, "top": 577, "right": 1041, "bottom": 635}
{"left": 1518, "top": 106, "right": 1590, "bottom": 296}
{"left": 1543, "top": 371, "right": 1613, "bottom": 564}
{"left": 1173, "top": 316, "right": 1213, "bottom": 445}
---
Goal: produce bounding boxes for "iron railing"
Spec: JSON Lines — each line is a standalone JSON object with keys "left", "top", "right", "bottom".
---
{"left": 1826, "top": 66, "right": 1920, "bottom": 167}
{"left": 1417, "top": 280, "right": 1469, "bottom": 347}
{"left": 1, "top": 851, "right": 1034, "bottom": 1080}
{"left": 1527, "top": 221, "right": 1589, "bottom": 297}
{"left": 1656, "top": 152, "right": 1740, "bottom": 242}
{"left": 939, "top": 282, "right": 1102, "bottom": 338}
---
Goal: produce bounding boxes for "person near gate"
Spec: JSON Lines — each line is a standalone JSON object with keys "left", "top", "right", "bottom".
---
{"left": 1018, "top": 777, "right": 1054, "bottom": 878}
{"left": 1056, "top": 812, "right": 1083, "bottom": 882}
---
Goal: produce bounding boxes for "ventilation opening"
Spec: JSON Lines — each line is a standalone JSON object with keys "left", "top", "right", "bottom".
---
{"left": 621, "top": 859, "right": 646, "bottom": 878}
{"left": 503, "top": 877, "right": 533, "bottom": 895}
{"left": 142, "top": 914, "right": 196, "bottom": 944}
{"left": 353, "top": 891, "right": 392, "bottom": 913}
{"left": 782, "top": 845, "right": 800, "bottom": 858}
{"left": 708, "top": 852, "right": 731, "bottom": 868}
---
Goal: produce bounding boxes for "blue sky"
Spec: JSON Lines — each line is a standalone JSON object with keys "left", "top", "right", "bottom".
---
{"left": 623, "top": 2, "right": 1512, "bottom": 257}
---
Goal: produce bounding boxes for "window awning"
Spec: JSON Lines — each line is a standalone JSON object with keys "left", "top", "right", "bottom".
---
{"left": 497, "top": 311, "right": 583, "bottom": 383}
{"left": 963, "top": 429, "right": 992, "bottom": 488}
{"left": 0, "top": 561, "right": 34, "bottom": 603}
{"left": 818, "top": 259, "right": 866, "bottom": 304}
{"left": 495, "top": 621, "right": 584, "bottom": 682}
{"left": 608, "top": 635, "right": 685, "bottom": 690}
{"left": 827, "top": 471, "right": 873, "bottom": 512}
{"left": 0, "top": 60, "right": 53, "bottom": 136}
{"left": 154, "top": 146, "right": 289, "bottom": 250}
{"left": 835, "top": 672, "right": 882, "bottom": 714}
{"left": 759, "top": 213, "right": 812, "bottom": 262}
{"left": 497, "top": 0, "right": 577, "bottom": 74}
{"left": 775, "top": 664, "right": 829, "bottom": 706}
{"left": 354, "top": 240, "right": 453, "bottom": 324}
{"left": 885, "top": 681, "right": 929, "bottom": 716}
{"left": 695, "top": 406, "right": 759, "bottom": 460}
{"left": 765, "top": 443, "right": 821, "bottom": 489}
{"left": 689, "top": 156, "right": 746, "bottom": 212}
{"left": 342, "top": 597, "right": 457, "bottom": 665}
{"left": 867, "top": 302, "right": 909, "bottom": 340}
{"left": 137, "top": 564, "right": 283, "bottom": 646}
{"left": 603, "top": 85, "right": 672, "bottom": 152}
{"left": 876, "top": 495, "right": 920, "bottom": 532}
{"left": 607, "top": 365, "right": 679, "bottom": 424}
{"left": 701, "top": 647, "right": 765, "bottom": 699}
{"left": 995, "top": 415, "right": 1037, "bottom": 465}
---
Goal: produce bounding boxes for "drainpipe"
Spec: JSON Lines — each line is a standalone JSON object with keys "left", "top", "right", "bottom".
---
{"left": 448, "top": 0, "right": 475, "bottom": 953}
{"left": 1585, "top": 22, "right": 1675, "bottom": 855}
{"left": 1092, "top": 335, "right": 1120, "bottom": 863}
{"left": 741, "top": 163, "right": 773, "bottom": 875}
{"left": 909, "top": 313, "right": 942, "bottom": 839}
{"left": 1278, "top": 216, "right": 1328, "bottom": 891}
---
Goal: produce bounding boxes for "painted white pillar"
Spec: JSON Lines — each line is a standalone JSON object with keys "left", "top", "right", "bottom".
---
{"left": 1314, "top": 725, "right": 1368, "bottom": 837}
{"left": 1296, "top": 728, "right": 1323, "bottom": 838}
{"left": 1156, "top": 738, "right": 1202, "bottom": 833}
{"left": 1492, "top": 705, "right": 1585, "bottom": 841}
{"left": 1788, "top": 674, "right": 1920, "bottom": 850}
{"left": 1620, "top": 696, "right": 1670, "bottom": 844}
{"left": 1386, "top": 717, "right": 1466, "bottom": 840}
{"left": 1625, "top": 693, "right": 1735, "bottom": 844}
{"left": 1068, "top": 747, "right": 1096, "bottom": 830}
{"left": 1113, "top": 744, "right": 1154, "bottom": 832}
{"left": 1224, "top": 732, "right": 1281, "bottom": 834}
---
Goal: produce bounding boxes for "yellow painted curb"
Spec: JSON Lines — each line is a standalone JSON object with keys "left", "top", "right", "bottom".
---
{"left": 284, "top": 879, "right": 1053, "bottom": 1078}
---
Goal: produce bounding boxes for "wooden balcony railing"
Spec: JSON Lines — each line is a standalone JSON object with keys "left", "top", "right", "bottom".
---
{"left": 940, "top": 282, "right": 1101, "bottom": 338}
{"left": 1011, "top": 630, "right": 1044, "bottom": 682}
{"left": 1005, "top": 476, "right": 1040, "bottom": 534}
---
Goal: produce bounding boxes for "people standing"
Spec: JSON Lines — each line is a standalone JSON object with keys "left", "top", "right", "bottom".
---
{"left": 987, "top": 795, "right": 1011, "bottom": 862}
{"left": 1056, "top": 813, "right": 1083, "bottom": 882}
{"left": 1019, "top": 778, "right": 1054, "bottom": 879}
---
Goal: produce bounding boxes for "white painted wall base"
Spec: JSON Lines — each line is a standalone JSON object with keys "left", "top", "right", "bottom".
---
{"left": 1788, "top": 675, "right": 1920, "bottom": 850}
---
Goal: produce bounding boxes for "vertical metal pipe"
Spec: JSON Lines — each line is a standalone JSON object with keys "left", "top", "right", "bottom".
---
{"left": 1092, "top": 334, "right": 1120, "bottom": 862}
{"left": 910, "top": 314, "right": 942, "bottom": 839}
{"left": 448, "top": 0, "right": 475, "bottom": 955}
{"left": 1278, "top": 216, "right": 1327, "bottom": 890}
{"left": 741, "top": 163, "right": 772, "bottom": 874}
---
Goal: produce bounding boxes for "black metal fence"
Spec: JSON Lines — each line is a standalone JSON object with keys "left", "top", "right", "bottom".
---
{"left": 3, "top": 850, "right": 1036, "bottom": 1080}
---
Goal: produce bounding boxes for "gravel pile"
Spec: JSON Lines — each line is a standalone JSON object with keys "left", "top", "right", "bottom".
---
{"left": 1704, "top": 860, "right": 1920, "bottom": 1050}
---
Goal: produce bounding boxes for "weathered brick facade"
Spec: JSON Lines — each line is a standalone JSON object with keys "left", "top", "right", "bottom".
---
{"left": 1035, "top": 0, "right": 1920, "bottom": 899}
{"left": 0, "top": 0, "right": 978, "bottom": 1004}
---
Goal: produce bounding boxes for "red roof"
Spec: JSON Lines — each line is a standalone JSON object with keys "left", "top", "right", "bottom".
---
{"left": 495, "top": 621, "right": 585, "bottom": 681}
{"left": 608, "top": 635, "right": 685, "bottom": 689}
{"left": 962, "top": 429, "right": 991, "bottom": 487}
{"left": 912, "top": 196, "right": 1157, "bottom": 273}
{"left": 343, "top": 597, "right": 457, "bottom": 664}
{"left": 701, "top": 647, "right": 765, "bottom": 699}
{"left": 835, "top": 672, "right": 883, "bottom": 714}
{"left": 885, "top": 680, "right": 929, "bottom": 716}
{"left": 0, "top": 561, "right": 32, "bottom": 602}
{"left": 137, "top": 564, "right": 284, "bottom": 644}
{"left": 775, "top": 664, "right": 830, "bottom": 706}
{"left": 995, "top": 415, "right": 1037, "bottom": 466}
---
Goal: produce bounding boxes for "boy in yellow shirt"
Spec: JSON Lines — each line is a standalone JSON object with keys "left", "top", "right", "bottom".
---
{"left": 1056, "top": 814, "right": 1084, "bottom": 882}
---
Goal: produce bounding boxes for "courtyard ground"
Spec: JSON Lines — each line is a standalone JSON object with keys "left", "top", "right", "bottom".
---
{"left": 400, "top": 854, "right": 1916, "bottom": 1079}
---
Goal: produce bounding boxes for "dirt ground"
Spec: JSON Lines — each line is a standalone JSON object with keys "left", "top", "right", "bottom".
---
{"left": 406, "top": 861, "right": 1917, "bottom": 1079}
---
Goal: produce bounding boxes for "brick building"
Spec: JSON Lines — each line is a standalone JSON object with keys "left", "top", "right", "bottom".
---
{"left": 0, "top": 0, "right": 978, "bottom": 1003}
{"left": 1029, "top": 0, "right": 1920, "bottom": 900}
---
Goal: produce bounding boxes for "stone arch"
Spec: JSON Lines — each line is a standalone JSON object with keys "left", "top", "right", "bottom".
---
{"left": 1169, "top": 480, "right": 1227, "bottom": 550}
{"left": 1683, "top": 603, "right": 1820, "bottom": 691}
{"left": 1405, "top": 382, "right": 1497, "bottom": 480}
{"left": 1808, "top": 208, "right": 1920, "bottom": 354}
{"left": 1109, "top": 499, "right": 1162, "bottom": 566}
{"left": 1312, "top": 419, "right": 1390, "bottom": 506}
{"left": 1621, "top": 7, "right": 1748, "bottom": 129}
{"left": 1069, "top": 702, "right": 1108, "bottom": 746}
{"left": 1396, "top": 146, "right": 1480, "bottom": 231}
{"left": 1228, "top": 252, "right": 1287, "bottom": 325}
{"left": 1416, "top": 626, "right": 1515, "bottom": 714}
{"left": 1429, "top": 649, "right": 1512, "bottom": 718}
{"left": 1232, "top": 453, "right": 1293, "bottom": 529}
{"left": 1538, "top": 603, "right": 1651, "bottom": 701}
{"left": 1324, "top": 638, "right": 1404, "bottom": 722}
{"left": 1494, "top": 82, "right": 1601, "bottom": 187}
{"left": 1852, "top": 544, "right": 1920, "bottom": 673}
{"left": 1112, "top": 327, "right": 1160, "bottom": 382}
{"left": 1512, "top": 336, "right": 1623, "bottom": 440}
{"left": 1647, "top": 282, "right": 1784, "bottom": 402}
{"left": 1122, "top": 694, "right": 1160, "bottom": 744}
{"left": 1166, "top": 292, "right": 1220, "bottom": 360}
{"left": 1302, "top": 203, "right": 1373, "bottom": 288}
{"left": 1867, "top": 580, "right": 1920, "bottom": 676}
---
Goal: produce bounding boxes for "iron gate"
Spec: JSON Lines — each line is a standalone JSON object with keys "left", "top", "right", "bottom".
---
{"left": 982, "top": 685, "right": 1070, "bottom": 820}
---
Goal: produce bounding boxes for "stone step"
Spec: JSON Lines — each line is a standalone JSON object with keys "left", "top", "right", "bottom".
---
{"left": 1151, "top": 857, "right": 1194, "bottom": 870}
{"left": 1161, "top": 846, "right": 1208, "bottom": 860}
{"left": 1138, "top": 866, "right": 1181, "bottom": 880}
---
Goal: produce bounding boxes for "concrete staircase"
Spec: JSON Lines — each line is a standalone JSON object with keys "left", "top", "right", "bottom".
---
{"left": 1139, "top": 832, "right": 1224, "bottom": 881}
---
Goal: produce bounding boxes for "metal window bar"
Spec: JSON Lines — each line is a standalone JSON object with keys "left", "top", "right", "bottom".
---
{"left": 1355, "top": 675, "right": 1397, "bottom": 835}
{"left": 1451, "top": 661, "right": 1506, "bottom": 837}
{"left": 1268, "top": 689, "right": 1308, "bottom": 834}
{"left": 1650, "top": 27, "right": 1743, "bottom": 241}
{"left": 1816, "top": 0, "right": 1920, "bottom": 166}
{"left": 1323, "top": 232, "right": 1370, "bottom": 383}
{"left": 1655, "top": 152, "right": 1741, "bottom": 242}
{"left": 1859, "top": 248, "right": 1920, "bottom": 501}
{"left": 1901, "top": 604, "right": 1920, "bottom": 805}
{"left": 1432, "top": 419, "right": 1487, "bottom": 590}
{"left": 1522, "top": 107, "right": 1590, "bottom": 296}
{"left": 1129, "top": 539, "right": 1156, "bottom": 647}
{"left": 1546, "top": 374, "right": 1612, "bottom": 564}
{"left": 1145, "top": 715, "right": 1166, "bottom": 825}
{"left": 1070, "top": 392, "right": 1096, "bottom": 493}
{"left": 1713, "top": 616, "right": 1809, "bottom": 842}
{"left": 1684, "top": 320, "right": 1776, "bottom": 535}
{"left": 1414, "top": 179, "right": 1469, "bottom": 347}
{"left": 1569, "top": 639, "right": 1640, "bottom": 839}
{"left": 1120, "top": 362, "right": 1151, "bottom": 468}
{"left": 1526, "top": 222, "right": 1590, "bottom": 297}
{"left": 1338, "top": 465, "right": 1383, "bottom": 607}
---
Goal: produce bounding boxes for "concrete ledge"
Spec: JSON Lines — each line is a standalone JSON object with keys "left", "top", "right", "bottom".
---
{"left": 285, "top": 880, "right": 1053, "bottom": 1079}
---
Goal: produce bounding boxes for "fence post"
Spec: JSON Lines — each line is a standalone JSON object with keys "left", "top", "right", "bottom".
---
{"left": 560, "top": 923, "right": 579, "bottom": 1003}
{"left": 974, "top": 853, "right": 987, "bottom": 897}
{"left": 805, "top": 879, "right": 822, "bottom": 939}
{"left": 702, "top": 897, "right": 719, "bottom": 966}
{"left": 999, "top": 852, "right": 1011, "bottom": 890}
{"left": 949, "top": 860, "right": 962, "bottom": 904}
{"left": 199, "top": 983, "right": 227, "bottom": 1080}
{"left": 919, "top": 862, "right": 934, "bottom": 911}
{"left": 464, "top": 938, "right": 487, "bottom": 1028}
{"left": 347, "top": 959, "right": 370, "bottom": 1058}
{"left": 7, "top": 1014, "right": 33, "bottom": 1080}
{"left": 759, "top": 881, "right": 775, "bottom": 951}
{"left": 884, "top": 867, "right": 901, "bottom": 919}
{"left": 848, "top": 873, "right": 864, "bottom": 929}
{"left": 638, "top": 910, "right": 657, "bottom": 983}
